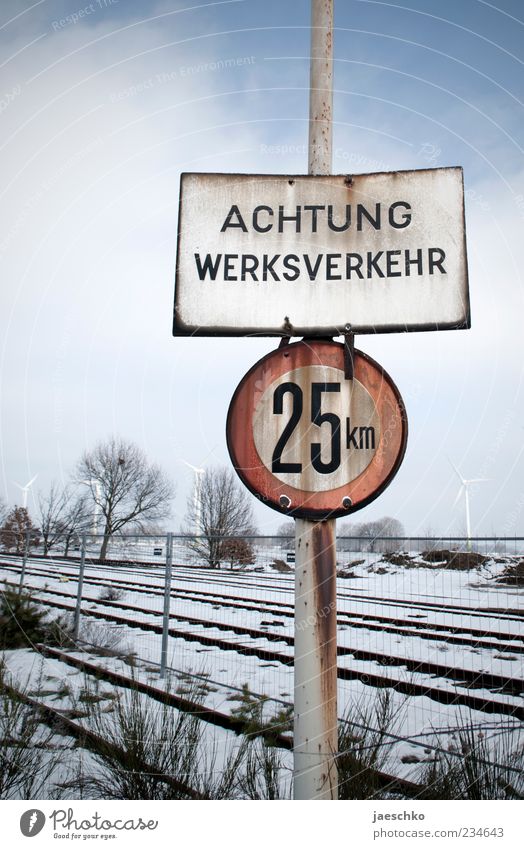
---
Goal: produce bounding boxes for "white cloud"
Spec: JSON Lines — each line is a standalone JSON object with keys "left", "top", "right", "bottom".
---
{"left": 0, "top": 1, "right": 523, "bottom": 536}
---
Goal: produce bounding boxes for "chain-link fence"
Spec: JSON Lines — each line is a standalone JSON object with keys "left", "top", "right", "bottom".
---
{"left": 1, "top": 532, "right": 523, "bottom": 792}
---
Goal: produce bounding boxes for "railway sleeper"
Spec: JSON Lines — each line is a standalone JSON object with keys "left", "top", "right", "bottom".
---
{"left": 20, "top": 594, "right": 524, "bottom": 723}
{"left": 26, "top": 587, "right": 524, "bottom": 697}
{"left": 36, "top": 644, "right": 423, "bottom": 799}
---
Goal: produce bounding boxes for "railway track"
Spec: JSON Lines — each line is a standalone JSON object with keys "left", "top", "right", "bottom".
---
{"left": 5, "top": 553, "right": 522, "bottom": 619}
{"left": 3, "top": 647, "right": 425, "bottom": 799}
{"left": 18, "top": 580, "right": 524, "bottom": 695}
{"left": 12, "top": 582, "right": 524, "bottom": 722}
{"left": 168, "top": 565, "right": 524, "bottom": 619}
{"left": 2, "top": 560, "right": 522, "bottom": 654}
{"left": 169, "top": 586, "right": 524, "bottom": 651}
{"left": 1, "top": 673, "right": 204, "bottom": 799}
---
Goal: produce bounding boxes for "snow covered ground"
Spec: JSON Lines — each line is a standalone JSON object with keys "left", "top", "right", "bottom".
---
{"left": 1, "top": 551, "right": 522, "bottom": 794}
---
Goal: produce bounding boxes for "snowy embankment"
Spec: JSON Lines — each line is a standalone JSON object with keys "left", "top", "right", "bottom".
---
{"left": 0, "top": 551, "right": 522, "bottom": 795}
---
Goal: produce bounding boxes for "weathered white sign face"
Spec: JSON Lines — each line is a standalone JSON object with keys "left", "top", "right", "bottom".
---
{"left": 174, "top": 167, "right": 469, "bottom": 337}
{"left": 252, "top": 365, "right": 380, "bottom": 492}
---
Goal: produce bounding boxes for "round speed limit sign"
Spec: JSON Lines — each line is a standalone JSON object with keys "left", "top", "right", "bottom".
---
{"left": 226, "top": 340, "right": 407, "bottom": 519}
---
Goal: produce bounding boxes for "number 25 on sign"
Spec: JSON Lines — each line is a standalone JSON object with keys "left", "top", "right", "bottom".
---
{"left": 226, "top": 339, "right": 408, "bottom": 520}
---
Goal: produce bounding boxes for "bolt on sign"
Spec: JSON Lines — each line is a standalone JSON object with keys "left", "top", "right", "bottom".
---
{"left": 173, "top": 167, "right": 469, "bottom": 337}
{"left": 226, "top": 340, "right": 407, "bottom": 519}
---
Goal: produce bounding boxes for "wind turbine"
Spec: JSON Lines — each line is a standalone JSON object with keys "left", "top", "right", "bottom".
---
{"left": 13, "top": 475, "right": 38, "bottom": 509}
{"left": 449, "top": 460, "right": 489, "bottom": 550}
{"left": 180, "top": 460, "right": 205, "bottom": 535}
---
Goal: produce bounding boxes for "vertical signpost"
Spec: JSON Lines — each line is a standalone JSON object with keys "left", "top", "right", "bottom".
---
{"left": 227, "top": 341, "right": 408, "bottom": 800}
{"left": 173, "top": 0, "right": 469, "bottom": 802}
{"left": 295, "top": 0, "right": 338, "bottom": 801}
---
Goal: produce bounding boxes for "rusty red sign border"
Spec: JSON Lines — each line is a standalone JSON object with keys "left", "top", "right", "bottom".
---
{"left": 226, "top": 340, "right": 408, "bottom": 520}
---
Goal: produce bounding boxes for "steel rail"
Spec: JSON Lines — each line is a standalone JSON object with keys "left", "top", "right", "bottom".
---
{"left": 4, "top": 562, "right": 522, "bottom": 651}
{"left": 33, "top": 645, "right": 423, "bottom": 799}
{"left": 22, "top": 581, "right": 524, "bottom": 697}
{"left": 18, "top": 589, "right": 524, "bottom": 721}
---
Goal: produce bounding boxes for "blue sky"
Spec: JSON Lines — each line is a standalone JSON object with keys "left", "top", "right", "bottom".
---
{"left": 1, "top": 0, "right": 523, "bottom": 535}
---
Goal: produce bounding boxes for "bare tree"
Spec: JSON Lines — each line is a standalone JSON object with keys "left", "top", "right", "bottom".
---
{"left": 337, "top": 522, "right": 356, "bottom": 552}
{"left": 220, "top": 538, "right": 256, "bottom": 570}
{"left": 276, "top": 521, "right": 294, "bottom": 549}
{"left": 183, "top": 467, "right": 257, "bottom": 568}
{"left": 37, "top": 482, "right": 71, "bottom": 556}
{"left": 60, "top": 494, "right": 92, "bottom": 557}
{"left": 351, "top": 517, "right": 405, "bottom": 552}
{"left": 77, "top": 437, "right": 174, "bottom": 559}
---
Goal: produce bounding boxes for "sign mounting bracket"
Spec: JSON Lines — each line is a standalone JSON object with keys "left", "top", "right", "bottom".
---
{"left": 344, "top": 323, "right": 355, "bottom": 380}
{"left": 278, "top": 316, "right": 293, "bottom": 348}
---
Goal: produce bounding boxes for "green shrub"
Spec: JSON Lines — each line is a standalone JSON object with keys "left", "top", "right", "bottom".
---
{"left": 228, "top": 684, "right": 292, "bottom": 743}
{"left": 63, "top": 676, "right": 245, "bottom": 800}
{"left": 0, "top": 585, "right": 49, "bottom": 649}
{"left": 0, "top": 584, "right": 74, "bottom": 649}
{"left": 418, "top": 724, "right": 524, "bottom": 800}
{"left": 0, "top": 660, "right": 64, "bottom": 799}
{"left": 337, "top": 691, "right": 401, "bottom": 800}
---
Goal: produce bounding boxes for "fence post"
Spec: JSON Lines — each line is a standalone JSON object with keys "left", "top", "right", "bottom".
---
{"left": 19, "top": 530, "right": 30, "bottom": 590}
{"left": 73, "top": 533, "right": 87, "bottom": 643}
{"left": 160, "top": 532, "right": 173, "bottom": 678}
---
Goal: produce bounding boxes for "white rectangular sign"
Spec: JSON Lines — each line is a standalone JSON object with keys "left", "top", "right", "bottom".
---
{"left": 173, "top": 167, "right": 469, "bottom": 336}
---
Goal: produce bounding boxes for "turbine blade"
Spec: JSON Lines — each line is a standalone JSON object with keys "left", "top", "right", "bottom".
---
{"left": 25, "top": 474, "right": 38, "bottom": 489}
{"left": 465, "top": 478, "right": 490, "bottom": 484}
{"left": 179, "top": 459, "right": 198, "bottom": 472}
{"left": 448, "top": 457, "right": 465, "bottom": 484}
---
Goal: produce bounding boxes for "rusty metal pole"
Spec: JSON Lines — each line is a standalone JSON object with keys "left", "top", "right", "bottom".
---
{"left": 293, "top": 0, "right": 338, "bottom": 801}
{"left": 308, "top": 0, "right": 334, "bottom": 176}
{"left": 294, "top": 520, "right": 338, "bottom": 799}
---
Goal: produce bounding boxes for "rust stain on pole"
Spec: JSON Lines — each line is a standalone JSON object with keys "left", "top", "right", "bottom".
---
{"left": 294, "top": 517, "right": 338, "bottom": 800}
{"left": 312, "top": 522, "right": 336, "bottom": 641}
{"left": 308, "top": 0, "right": 334, "bottom": 175}
{"left": 311, "top": 521, "right": 338, "bottom": 711}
